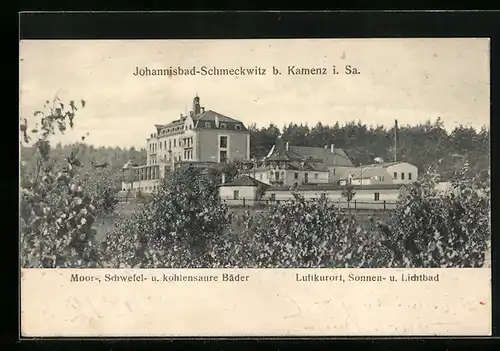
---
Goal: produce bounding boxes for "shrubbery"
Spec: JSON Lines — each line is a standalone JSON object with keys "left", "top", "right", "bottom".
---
{"left": 75, "top": 167, "right": 120, "bottom": 216}
{"left": 100, "top": 162, "right": 490, "bottom": 268}
{"left": 102, "top": 166, "right": 229, "bottom": 268}
{"left": 383, "top": 163, "right": 490, "bottom": 268}
{"left": 20, "top": 98, "right": 102, "bottom": 268}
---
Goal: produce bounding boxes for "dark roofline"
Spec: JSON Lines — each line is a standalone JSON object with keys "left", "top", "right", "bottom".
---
{"left": 218, "top": 175, "right": 270, "bottom": 188}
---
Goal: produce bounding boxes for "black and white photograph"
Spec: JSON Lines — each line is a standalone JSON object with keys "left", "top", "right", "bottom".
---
{"left": 19, "top": 39, "right": 491, "bottom": 270}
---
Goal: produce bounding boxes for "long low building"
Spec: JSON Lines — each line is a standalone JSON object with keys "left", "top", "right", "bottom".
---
{"left": 219, "top": 177, "right": 408, "bottom": 209}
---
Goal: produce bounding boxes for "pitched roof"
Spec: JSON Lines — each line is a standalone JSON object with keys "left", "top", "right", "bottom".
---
{"left": 288, "top": 146, "right": 354, "bottom": 167}
{"left": 266, "top": 138, "right": 303, "bottom": 161}
{"left": 194, "top": 110, "right": 247, "bottom": 131}
{"left": 155, "top": 108, "right": 248, "bottom": 133}
{"left": 220, "top": 175, "right": 269, "bottom": 187}
{"left": 288, "top": 161, "right": 329, "bottom": 172}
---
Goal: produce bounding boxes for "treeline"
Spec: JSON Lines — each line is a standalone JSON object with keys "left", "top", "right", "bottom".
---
{"left": 248, "top": 118, "right": 490, "bottom": 179}
{"left": 21, "top": 142, "right": 147, "bottom": 173}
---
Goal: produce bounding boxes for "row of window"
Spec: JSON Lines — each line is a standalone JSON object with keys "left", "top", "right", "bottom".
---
{"left": 206, "top": 122, "right": 242, "bottom": 130}
{"left": 159, "top": 124, "right": 193, "bottom": 135}
{"left": 393, "top": 172, "right": 412, "bottom": 180}
{"left": 151, "top": 136, "right": 195, "bottom": 153}
{"left": 257, "top": 171, "right": 320, "bottom": 183}
{"left": 266, "top": 192, "right": 383, "bottom": 201}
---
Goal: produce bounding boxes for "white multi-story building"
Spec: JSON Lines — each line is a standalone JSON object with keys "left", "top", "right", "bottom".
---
{"left": 122, "top": 95, "right": 251, "bottom": 193}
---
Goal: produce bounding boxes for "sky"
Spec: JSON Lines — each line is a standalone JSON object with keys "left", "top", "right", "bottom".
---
{"left": 19, "top": 38, "right": 490, "bottom": 149}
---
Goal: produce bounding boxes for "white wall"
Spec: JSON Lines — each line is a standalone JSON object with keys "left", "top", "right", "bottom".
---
{"left": 328, "top": 166, "right": 357, "bottom": 182}
{"left": 386, "top": 162, "right": 418, "bottom": 184}
{"left": 263, "top": 188, "right": 402, "bottom": 202}
{"left": 219, "top": 185, "right": 257, "bottom": 200}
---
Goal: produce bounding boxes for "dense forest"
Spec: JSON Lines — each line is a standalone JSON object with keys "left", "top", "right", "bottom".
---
{"left": 20, "top": 142, "right": 147, "bottom": 175}
{"left": 249, "top": 118, "right": 490, "bottom": 180}
{"left": 20, "top": 117, "right": 489, "bottom": 182}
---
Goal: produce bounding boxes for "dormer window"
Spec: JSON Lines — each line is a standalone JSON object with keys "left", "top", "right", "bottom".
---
{"left": 205, "top": 122, "right": 211, "bottom": 128}
{"left": 235, "top": 124, "right": 241, "bottom": 130}
{"left": 220, "top": 123, "right": 227, "bottom": 129}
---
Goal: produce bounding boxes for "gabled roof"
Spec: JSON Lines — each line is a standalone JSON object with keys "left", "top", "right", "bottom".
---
{"left": 220, "top": 175, "right": 269, "bottom": 187}
{"left": 288, "top": 146, "right": 354, "bottom": 167}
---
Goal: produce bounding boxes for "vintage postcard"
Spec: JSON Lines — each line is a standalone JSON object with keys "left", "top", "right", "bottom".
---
{"left": 19, "top": 38, "right": 491, "bottom": 337}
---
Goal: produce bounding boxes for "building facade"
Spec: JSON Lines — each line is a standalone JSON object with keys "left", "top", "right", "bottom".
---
{"left": 240, "top": 138, "right": 333, "bottom": 187}
{"left": 122, "top": 95, "right": 251, "bottom": 193}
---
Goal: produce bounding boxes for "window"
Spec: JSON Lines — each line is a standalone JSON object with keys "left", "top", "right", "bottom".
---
{"left": 408, "top": 173, "right": 412, "bottom": 180}
{"left": 393, "top": 172, "right": 398, "bottom": 180}
{"left": 294, "top": 172, "right": 299, "bottom": 180}
{"left": 220, "top": 150, "right": 227, "bottom": 163}
{"left": 233, "top": 190, "right": 239, "bottom": 200}
{"left": 333, "top": 168, "right": 336, "bottom": 175}
{"left": 174, "top": 139, "right": 176, "bottom": 147}
{"left": 314, "top": 173, "right": 319, "bottom": 180}
{"left": 160, "top": 142, "right": 162, "bottom": 149}
{"left": 381, "top": 176, "right": 385, "bottom": 181}
{"left": 374, "top": 192, "right": 380, "bottom": 201}
{"left": 260, "top": 174, "right": 263, "bottom": 180}
{"left": 220, "top": 123, "right": 227, "bottom": 129}
{"left": 304, "top": 173, "right": 309, "bottom": 184}
{"left": 275, "top": 171, "right": 279, "bottom": 180}
{"left": 401, "top": 172, "right": 405, "bottom": 180}
{"left": 270, "top": 194, "right": 276, "bottom": 201}
{"left": 205, "top": 122, "right": 211, "bottom": 128}
{"left": 220, "top": 136, "right": 228, "bottom": 148}
{"left": 169, "top": 140, "right": 172, "bottom": 149}
{"left": 235, "top": 124, "right": 241, "bottom": 130}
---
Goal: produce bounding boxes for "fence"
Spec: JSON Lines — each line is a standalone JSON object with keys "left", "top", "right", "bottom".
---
{"left": 223, "top": 198, "right": 398, "bottom": 211}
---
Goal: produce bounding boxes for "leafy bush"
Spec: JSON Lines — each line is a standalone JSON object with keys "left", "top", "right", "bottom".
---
{"left": 75, "top": 167, "right": 120, "bottom": 216}
{"left": 20, "top": 98, "right": 102, "bottom": 268}
{"left": 381, "top": 164, "right": 491, "bottom": 268}
{"left": 101, "top": 164, "right": 490, "bottom": 268}
{"left": 102, "top": 166, "right": 229, "bottom": 268}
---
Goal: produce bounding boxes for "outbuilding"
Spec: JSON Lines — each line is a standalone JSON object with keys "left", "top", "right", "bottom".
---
{"left": 219, "top": 175, "right": 270, "bottom": 205}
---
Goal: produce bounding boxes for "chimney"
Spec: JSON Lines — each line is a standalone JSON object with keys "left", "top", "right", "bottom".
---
{"left": 331, "top": 144, "right": 335, "bottom": 153}
{"left": 221, "top": 173, "right": 226, "bottom": 184}
{"left": 286, "top": 142, "right": 289, "bottom": 151}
